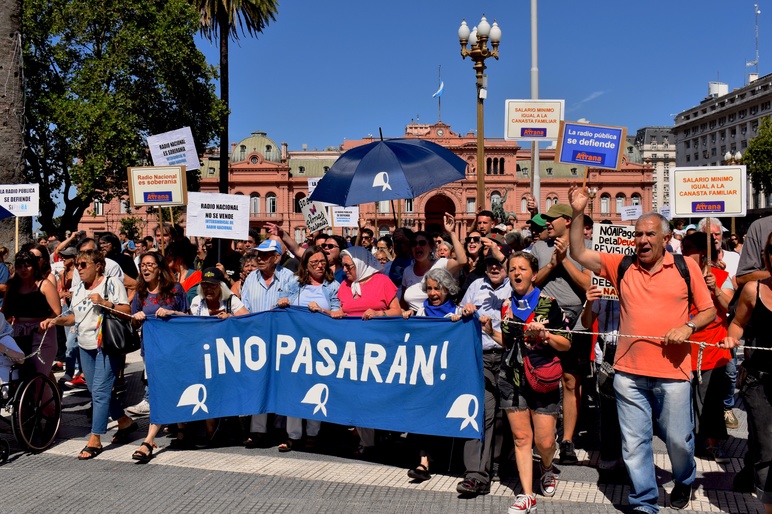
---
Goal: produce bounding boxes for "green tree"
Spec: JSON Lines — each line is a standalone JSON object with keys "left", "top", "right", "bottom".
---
{"left": 195, "top": 0, "right": 278, "bottom": 194}
{"left": 745, "top": 115, "right": 772, "bottom": 196}
{"left": 23, "top": 0, "right": 226, "bottom": 236}
{"left": 0, "top": 0, "right": 31, "bottom": 246}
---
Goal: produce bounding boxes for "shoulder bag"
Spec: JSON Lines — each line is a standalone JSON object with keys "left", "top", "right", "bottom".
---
{"left": 99, "top": 277, "right": 141, "bottom": 356}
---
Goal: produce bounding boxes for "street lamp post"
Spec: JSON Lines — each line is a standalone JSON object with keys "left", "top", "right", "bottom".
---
{"left": 587, "top": 186, "right": 598, "bottom": 216}
{"left": 724, "top": 151, "right": 743, "bottom": 235}
{"left": 459, "top": 16, "right": 501, "bottom": 212}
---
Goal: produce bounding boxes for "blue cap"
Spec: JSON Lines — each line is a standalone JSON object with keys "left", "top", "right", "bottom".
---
{"left": 255, "top": 239, "right": 281, "bottom": 254}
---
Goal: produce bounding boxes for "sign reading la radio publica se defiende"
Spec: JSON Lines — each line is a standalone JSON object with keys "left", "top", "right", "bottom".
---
{"left": 555, "top": 121, "right": 627, "bottom": 170}
{"left": 127, "top": 166, "right": 188, "bottom": 207}
{"left": 669, "top": 165, "right": 747, "bottom": 218}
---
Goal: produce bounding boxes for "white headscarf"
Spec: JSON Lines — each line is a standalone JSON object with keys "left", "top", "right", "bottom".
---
{"left": 341, "top": 246, "right": 383, "bottom": 298}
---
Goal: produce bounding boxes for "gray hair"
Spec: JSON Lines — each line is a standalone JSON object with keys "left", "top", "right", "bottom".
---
{"left": 421, "top": 267, "right": 459, "bottom": 296}
{"left": 697, "top": 217, "right": 725, "bottom": 232}
{"left": 637, "top": 212, "right": 671, "bottom": 235}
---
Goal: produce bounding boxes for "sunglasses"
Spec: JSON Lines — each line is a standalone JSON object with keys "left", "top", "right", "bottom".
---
{"left": 75, "top": 261, "right": 91, "bottom": 269}
{"left": 491, "top": 229, "right": 505, "bottom": 235}
{"left": 140, "top": 263, "right": 158, "bottom": 269}
{"left": 321, "top": 244, "right": 339, "bottom": 250}
{"left": 411, "top": 240, "right": 429, "bottom": 247}
{"left": 465, "top": 236, "right": 481, "bottom": 244}
{"left": 342, "top": 263, "right": 356, "bottom": 270}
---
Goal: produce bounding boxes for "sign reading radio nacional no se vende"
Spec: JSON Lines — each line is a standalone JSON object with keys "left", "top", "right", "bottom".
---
{"left": 669, "top": 165, "right": 746, "bottom": 218}
{"left": 127, "top": 166, "right": 188, "bottom": 207}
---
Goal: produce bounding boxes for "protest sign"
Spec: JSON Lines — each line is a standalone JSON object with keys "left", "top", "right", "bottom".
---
{"left": 147, "top": 127, "right": 200, "bottom": 170}
{"left": 592, "top": 224, "right": 635, "bottom": 256}
{"left": 620, "top": 205, "right": 642, "bottom": 221}
{"left": 299, "top": 197, "right": 331, "bottom": 232}
{"left": 144, "top": 308, "right": 485, "bottom": 439}
{"left": 127, "top": 166, "right": 188, "bottom": 207}
{"left": 331, "top": 206, "right": 359, "bottom": 227}
{"left": 659, "top": 206, "right": 672, "bottom": 220}
{"left": 0, "top": 184, "right": 39, "bottom": 217}
{"left": 504, "top": 99, "right": 564, "bottom": 141}
{"left": 670, "top": 165, "right": 746, "bottom": 218}
{"left": 591, "top": 273, "right": 618, "bottom": 301}
{"left": 186, "top": 192, "right": 250, "bottom": 240}
{"left": 555, "top": 121, "right": 627, "bottom": 170}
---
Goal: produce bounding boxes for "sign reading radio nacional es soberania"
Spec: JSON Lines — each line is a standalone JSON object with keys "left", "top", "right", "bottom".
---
{"left": 504, "top": 99, "right": 565, "bottom": 141}
{"left": 669, "top": 165, "right": 747, "bottom": 218}
{"left": 555, "top": 121, "right": 627, "bottom": 170}
{"left": 127, "top": 166, "right": 188, "bottom": 207}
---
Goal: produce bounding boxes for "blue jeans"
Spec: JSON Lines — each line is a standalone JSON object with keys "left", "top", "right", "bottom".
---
{"left": 64, "top": 325, "right": 80, "bottom": 377}
{"left": 614, "top": 371, "right": 696, "bottom": 513}
{"left": 79, "top": 347, "right": 125, "bottom": 435}
{"left": 723, "top": 348, "right": 737, "bottom": 409}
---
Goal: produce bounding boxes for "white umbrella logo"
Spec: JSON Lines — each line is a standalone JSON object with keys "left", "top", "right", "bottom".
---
{"left": 372, "top": 171, "right": 392, "bottom": 191}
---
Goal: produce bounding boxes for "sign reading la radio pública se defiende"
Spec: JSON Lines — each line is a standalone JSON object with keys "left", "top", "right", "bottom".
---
{"left": 669, "top": 165, "right": 746, "bottom": 218}
{"left": 555, "top": 121, "right": 627, "bottom": 170}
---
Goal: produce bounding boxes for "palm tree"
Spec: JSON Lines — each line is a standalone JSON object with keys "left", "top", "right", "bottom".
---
{"left": 195, "top": 0, "right": 278, "bottom": 194}
{"left": 0, "top": 0, "right": 29, "bottom": 244}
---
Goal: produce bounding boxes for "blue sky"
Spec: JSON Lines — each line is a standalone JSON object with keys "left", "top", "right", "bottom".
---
{"left": 194, "top": 0, "right": 770, "bottom": 151}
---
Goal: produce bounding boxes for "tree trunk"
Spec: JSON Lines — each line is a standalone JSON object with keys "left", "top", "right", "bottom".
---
{"left": 218, "top": 12, "right": 229, "bottom": 194}
{"left": 0, "top": 0, "right": 30, "bottom": 249}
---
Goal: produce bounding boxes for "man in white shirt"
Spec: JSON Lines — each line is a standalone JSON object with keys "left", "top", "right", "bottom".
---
{"left": 698, "top": 218, "right": 739, "bottom": 280}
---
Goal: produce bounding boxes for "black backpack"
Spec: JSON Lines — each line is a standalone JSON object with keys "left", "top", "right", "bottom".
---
{"left": 617, "top": 253, "right": 692, "bottom": 308}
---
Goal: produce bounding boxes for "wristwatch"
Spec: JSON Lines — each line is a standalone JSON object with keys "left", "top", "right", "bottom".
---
{"left": 685, "top": 321, "right": 697, "bottom": 333}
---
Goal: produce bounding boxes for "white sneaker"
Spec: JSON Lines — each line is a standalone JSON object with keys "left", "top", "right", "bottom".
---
{"left": 539, "top": 463, "right": 558, "bottom": 497}
{"left": 508, "top": 494, "right": 537, "bottom": 513}
{"left": 127, "top": 399, "right": 150, "bottom": 416}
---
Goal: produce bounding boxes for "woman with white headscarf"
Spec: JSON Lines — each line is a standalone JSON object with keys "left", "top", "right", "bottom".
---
{"left": 332, "top": 246, "right": 401, "bottom": 457}
{"left": 332, "top": 246, "right": 401, "bottom": 320}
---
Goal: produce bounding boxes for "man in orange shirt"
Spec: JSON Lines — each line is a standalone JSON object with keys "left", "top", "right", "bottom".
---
{"left": 567, "top": 185, "right": 716, "bottom": 514}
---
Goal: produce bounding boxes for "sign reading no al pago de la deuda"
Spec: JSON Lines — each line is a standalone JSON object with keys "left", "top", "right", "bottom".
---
{"left": 127, "top": 166, "right": 188, "bottom": 207}
{"left": 504, "top": 99, "right": 565, "bottom": 141}
{"left": 669, "top": 165, "right": 747, "bottom": 218}
{"left": 591, "top": 224, "right": 636, "bottom": 301}
{"left": 555, "top": 121, "right": 627, "bottom": 170}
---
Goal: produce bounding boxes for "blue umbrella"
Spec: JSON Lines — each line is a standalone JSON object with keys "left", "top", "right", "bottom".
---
{"left": 308, "top": 138, "right": 468, "bottom": 207}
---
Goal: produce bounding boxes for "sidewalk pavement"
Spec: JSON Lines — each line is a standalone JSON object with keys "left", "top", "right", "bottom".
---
{"left": 0, "top": 351, "right": 763, "bottom": 514}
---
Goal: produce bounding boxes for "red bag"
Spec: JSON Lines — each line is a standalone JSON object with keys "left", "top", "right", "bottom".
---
{"left": 523, "top": 354, "right": 562, "bottom": 393}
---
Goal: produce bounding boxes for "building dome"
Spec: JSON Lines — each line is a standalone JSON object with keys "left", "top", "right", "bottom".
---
{"left": 232, "top": 130, "right": 282, "bottom": 163}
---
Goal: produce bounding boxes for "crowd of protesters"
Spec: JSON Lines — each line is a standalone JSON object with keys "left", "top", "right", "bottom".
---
{"left": 0, "top": 194, "right": 770, "bottom": 514}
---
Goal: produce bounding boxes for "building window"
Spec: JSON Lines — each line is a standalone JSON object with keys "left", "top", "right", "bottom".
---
{"left": 521, "top": 197, "right": 528, "bottom": 213}
{"left": 486, "top": 158, "right": 492, "bottom": 175}
{"left": 466, "top": 197, "right": 476, "bottom": 214}
{"left": 294, "top": 228, "right": 306, "bottom": 244}
{"left": 685, "top": 141, "right": 691, "bottom": 149}
{"left": 546, "top": 167, "right": 553, "bottom": 176}
{"left": 378, "top": 200, "right": 389, "bottom": 213}
{"left": 404, "top": 198, "right": 414, "bottom": 213}
{"left": 266, "top": 193, "right": 276, "bottom": 214}
{"left": 615, "top": 194, "right": 625, "bottom": 214}
{"left": 250, "top": 193, "right": 260, "bottom": 214}
{"left": 93, "top": 199, "right": 103, "bottom": 216}
{"left": 570, "top": 167, "right": 578, "bottom": 176}
{"left": 600, "top": 194, "right": 610, "bottom": 214}
{"left": 651, "top": 154, "right": 657, "bottom": 159}
{"left": 631, "top": 194, "right": 641, "bottom": 206}
{"left": 323, "top": 166, "right": 329, "bottom": 173}
{"left": 294, "top": 193, "right": 305, "bottom": 214}
{"left": 686, "top": 155, "right": 691, "bottom": 162}
{"left": 265, "top": 145, "right": 272, "bottom": 154}
{"left": 240, "top": 145, "right": 246, "bottom": 160}
{"left": 298, "top": 166, "right": 305, "bottom": 174}
{"left": 119, "top": 200, "right": 130, "bottom": 214}
{"left": 208, "top": 167, "right": 215, "bottom": 175}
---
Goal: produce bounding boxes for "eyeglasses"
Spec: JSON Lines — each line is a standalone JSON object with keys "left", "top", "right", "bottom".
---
{"left": 140, "top": 263, "right": 158, "bottom": 269}
{"left": 75, "top": 261, "right": 91, "bottom": 269}
{"left": 411, "top": 240, "right": 429, "bottom": 247}
{"left": 321, "top": 244, "right": 339, "bottom": 250}
{"left": 307, "top": 259, "right": 326, "bottom": 268}
{"left": 342, "top": 263, "right": 356, "bottom": 270}
{"left": 465, "top": 236, "right": 481, "bottom": 244}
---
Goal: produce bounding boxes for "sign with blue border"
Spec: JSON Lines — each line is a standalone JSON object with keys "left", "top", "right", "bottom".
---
{"left": 555, "top": 122, "right": 627, "bottom": 170}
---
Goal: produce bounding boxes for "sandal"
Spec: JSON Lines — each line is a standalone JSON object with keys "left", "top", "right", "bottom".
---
{"left": 169, "top": 427, "right": 193, "bottom": 450}
{"left": 131, "top": 442, "right": 156, "bottom": 463}
{"left": 244, "top": 432, "right": 268, "bottom": 449}
{"left": 278, "top": 439, "right": 299, "bottom": 453}
{"left": 407, "top": 463, "right": 431, "bottom": 481}
{"left": 77, "top": 445, "right": 103, "bottom": 460}
{"left": 111, "top": 421, "right": 139, "bottom": 444}
{"left": 304, "top": 436, "right": 317, "bottom": 452}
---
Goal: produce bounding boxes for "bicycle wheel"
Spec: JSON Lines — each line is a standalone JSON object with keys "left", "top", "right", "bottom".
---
{"left": 11, "top": 374, "right": 62, "bottom": 451}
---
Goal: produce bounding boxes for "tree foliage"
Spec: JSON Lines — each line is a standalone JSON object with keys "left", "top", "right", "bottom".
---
{"left": 23, "top": 0, "right": 225, "bottom": 235}
{"left": 745, "top": 115, "right": 772, "bottom": 196}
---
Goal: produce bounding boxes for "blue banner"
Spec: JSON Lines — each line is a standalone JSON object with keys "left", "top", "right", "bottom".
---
{"left": 143, "top": 307, "right": 485, "bottom": 439}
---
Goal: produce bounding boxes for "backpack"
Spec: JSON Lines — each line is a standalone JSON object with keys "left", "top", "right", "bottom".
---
{"left": 617, "top": 253, "right": 692, "bottom": 308}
